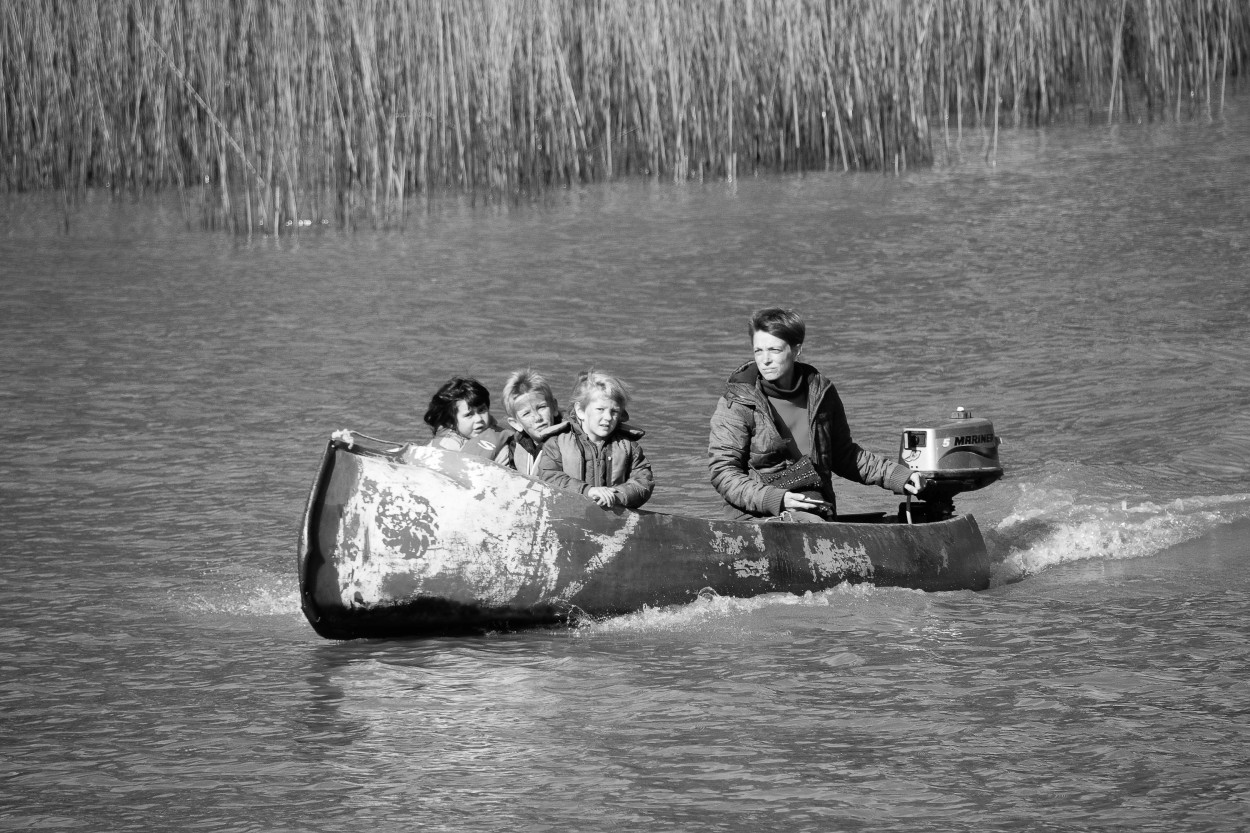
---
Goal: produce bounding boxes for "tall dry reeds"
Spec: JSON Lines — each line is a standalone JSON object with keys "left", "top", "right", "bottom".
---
{"left": 3, "top": 0, "right": 1247, "bottom": 230}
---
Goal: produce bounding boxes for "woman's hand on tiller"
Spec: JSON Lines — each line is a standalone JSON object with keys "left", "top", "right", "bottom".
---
{"left": 783, "top": 492, "right": 829, "bottom": 512}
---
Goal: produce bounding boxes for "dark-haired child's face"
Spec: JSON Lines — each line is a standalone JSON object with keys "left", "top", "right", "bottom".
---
{"left": 453, "top": 400, "right": 490, "bottom": 439}
{"left": 508, "top": 394, "right": 555, "bottom": 440}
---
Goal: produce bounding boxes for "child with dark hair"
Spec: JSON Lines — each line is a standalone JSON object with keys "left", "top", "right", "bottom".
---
{"left": 536, "top": 370, "right": 653, "bottom": 509}
{"left": 422, "top": 376, "right": 512, "bottom": 465}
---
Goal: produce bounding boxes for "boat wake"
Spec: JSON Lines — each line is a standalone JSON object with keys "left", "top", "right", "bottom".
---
{"left": 184, "top": 568, "right": 301, "bottom": 617}
{"left": 985, "top": 485, "right": 1250, "bottom": 586}
{"left": 573, "top": 581, "right": 928, "bottom": 636}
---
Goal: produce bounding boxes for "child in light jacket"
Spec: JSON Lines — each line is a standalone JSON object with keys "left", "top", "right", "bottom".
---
{"left": 421, "top": 376, "right": 512, "bottom": 465}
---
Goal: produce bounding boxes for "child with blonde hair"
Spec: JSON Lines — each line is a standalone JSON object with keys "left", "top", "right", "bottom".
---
{"left": 536, "top": 370, "right": 653, "bottom": 509}
{"left": 501, "top": 369, "right": 569, "bottom": 475}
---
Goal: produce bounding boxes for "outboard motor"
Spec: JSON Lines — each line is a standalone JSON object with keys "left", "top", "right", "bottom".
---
{"left": 897, "top": 407, "right": 1003, "bottom": 522}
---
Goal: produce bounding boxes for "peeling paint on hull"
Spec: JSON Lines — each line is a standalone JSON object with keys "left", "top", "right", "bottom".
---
{"left": 298, "top": 436, "right": 992, "bottom": 640}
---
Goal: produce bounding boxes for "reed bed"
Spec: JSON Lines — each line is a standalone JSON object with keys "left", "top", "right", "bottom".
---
{"left": 3, "top": 0, "right": 1247, "bottom": 230}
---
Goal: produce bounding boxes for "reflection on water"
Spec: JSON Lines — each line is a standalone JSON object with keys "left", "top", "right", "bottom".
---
{"left": 2, "top": 100, "right": 1249, "bottom": 830}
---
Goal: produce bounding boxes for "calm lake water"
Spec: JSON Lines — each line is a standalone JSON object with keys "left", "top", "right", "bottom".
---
{"left": 2, "top": 100, "right": 1249, "bottom": 831}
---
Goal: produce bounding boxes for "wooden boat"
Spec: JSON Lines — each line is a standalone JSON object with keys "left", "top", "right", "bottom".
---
{"left": 298, "top": 431, "right": 992, "bottom": 640}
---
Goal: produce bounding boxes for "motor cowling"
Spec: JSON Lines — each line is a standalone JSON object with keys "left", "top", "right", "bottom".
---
{"left": 898, "top": 407, "right": 1003, "bottom": 503}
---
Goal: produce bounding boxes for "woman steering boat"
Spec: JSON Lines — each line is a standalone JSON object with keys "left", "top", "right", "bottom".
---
{"left": 707, "top": 307, "right": 923, "bottom": 521}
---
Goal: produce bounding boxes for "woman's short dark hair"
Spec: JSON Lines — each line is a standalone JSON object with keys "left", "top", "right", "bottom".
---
{"left": 749, "top": 307, "right": 805, "bottom": 347}
{"left": 423, "top": 376, "right": 491, "bottom": 433}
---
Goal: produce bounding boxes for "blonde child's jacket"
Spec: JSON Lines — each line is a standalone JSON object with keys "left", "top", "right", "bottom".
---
{"left": 535, "top": 422, "right": 654, "bottom": 509}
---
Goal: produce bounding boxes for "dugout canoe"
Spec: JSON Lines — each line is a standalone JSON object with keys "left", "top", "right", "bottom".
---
{"left": 298, "top": 431, "right": 992, "bottom": 640}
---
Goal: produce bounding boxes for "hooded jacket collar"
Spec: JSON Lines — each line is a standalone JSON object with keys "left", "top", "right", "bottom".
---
{"left": 724, "top": 361, "right": 829, "bottom": 408}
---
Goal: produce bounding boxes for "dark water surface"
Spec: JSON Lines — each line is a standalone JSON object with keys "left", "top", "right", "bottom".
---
{"left": 2, "top": 103, "right": 1249, "bottom": 831}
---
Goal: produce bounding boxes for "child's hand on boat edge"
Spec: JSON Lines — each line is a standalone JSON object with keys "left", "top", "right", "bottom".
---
{"left": 585, "top": 487, "right": 619, "bottom": 508}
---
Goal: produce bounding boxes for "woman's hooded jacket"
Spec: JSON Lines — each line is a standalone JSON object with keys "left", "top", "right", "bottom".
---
{"left": 707, "top": 362, "right": 911, "bottom": 519}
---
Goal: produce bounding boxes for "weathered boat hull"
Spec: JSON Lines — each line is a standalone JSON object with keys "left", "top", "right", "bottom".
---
{"left": 298, "top": 434, "right": 991, "bottom": 640}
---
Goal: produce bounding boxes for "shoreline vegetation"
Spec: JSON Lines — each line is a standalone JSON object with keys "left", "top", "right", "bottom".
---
{"left": 4, "top": 0, "right": 1248, "bottom": 231}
